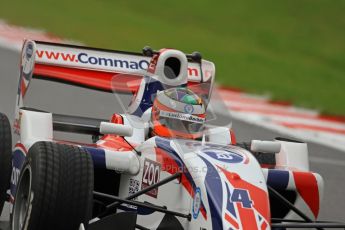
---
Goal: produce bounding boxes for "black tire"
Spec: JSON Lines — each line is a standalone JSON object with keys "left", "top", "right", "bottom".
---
{"left": 11, "top": 142, "right": 94, "bottom": 230}
{"left": 0, "top": 112, "right": 12, "bottom": 215}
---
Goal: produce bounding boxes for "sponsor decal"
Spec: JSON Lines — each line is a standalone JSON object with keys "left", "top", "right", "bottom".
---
{"left": 128, "top": 178, "right": 140, "bottom": 200}
{"left": 184, "top": 104, "right": 194, "bottom": 114}
{"left": 188, "top": 68, "right": 199, "bottom": 77}
{"left": 10, "top": 167, "right": 20, "bottom": 188}
{"left": 192, "top": 187, "right": 201, "bottom": 219}
{"left": 123, "top": 178, "right": 141, "bottom": 210}
{"left": 36, "top": 50, "right": 150, "bottom": 71}
{"left": 160, "top": 111, "right": 205, "bottom": 123}
{"left": 34, "top": 48, "right": 202, "bottom": 77}
{"left": 147, "top": 53, "right": 159, "bottom": 74}
{"left": 141, "top": 158, "right": 161, "bottom": 198}
{"left": 78, "top": 53, "right": 150, "bottom": 70}
{"left": 203, "top": 148, "right": 244, "bottom": 164}
{"left": 26, "top": 43, "right": 34, "bottom": 60}
{"left": 13, "top": 111, "right": 22, "bottom": 135}
{"left": 10, "top": 144, "right": 27, "bottom": 198}
{"left": 22, "top": 41, "right": 35, "bottom": 76}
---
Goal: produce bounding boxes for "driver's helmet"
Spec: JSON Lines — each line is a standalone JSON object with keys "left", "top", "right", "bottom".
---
{"left": 151, "top": 87, "right": 206, "bottom": 139}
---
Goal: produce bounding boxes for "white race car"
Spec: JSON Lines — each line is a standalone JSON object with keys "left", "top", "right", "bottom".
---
{"left": 0, "top": 40, "right": 344, "bottom": 230}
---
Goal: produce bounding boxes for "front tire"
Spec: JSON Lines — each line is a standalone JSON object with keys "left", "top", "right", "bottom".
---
{"left": 0, "top": 112, "right": 12, "bottom": 215}
{"left": 11, "top": 142, "right": 94, "bottom": 230}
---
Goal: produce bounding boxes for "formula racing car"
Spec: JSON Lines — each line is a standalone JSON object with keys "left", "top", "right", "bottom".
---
{"left": 1, "top": 40, "right": 345, "bottom": 230}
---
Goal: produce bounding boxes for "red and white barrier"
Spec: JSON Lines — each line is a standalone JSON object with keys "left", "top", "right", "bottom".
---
{"left": 0, "top": 20, "right": 73, "bottom": 50}
{"left": 218, "top": 88, "right": 345, "bottom": 151}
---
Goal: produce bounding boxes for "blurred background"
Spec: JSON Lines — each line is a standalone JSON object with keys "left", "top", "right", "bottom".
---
{"left": 1, "top": 0, "right": 344, "bottom": 115}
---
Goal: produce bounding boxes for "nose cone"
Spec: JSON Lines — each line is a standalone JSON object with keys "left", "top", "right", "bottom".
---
{"left": 198, "top": 147, "right": 271, "bottom": 230}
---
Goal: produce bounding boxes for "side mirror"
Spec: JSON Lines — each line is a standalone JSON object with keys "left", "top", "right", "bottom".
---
{"left": 100, "top": 122, "right": 133, "bottom": 137}
{"left": 251, "top": 140, "right": 281, "bottom": 154}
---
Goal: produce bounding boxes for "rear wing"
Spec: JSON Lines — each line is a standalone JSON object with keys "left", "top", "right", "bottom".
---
{"left": 14, "top": 40, "right": 216, "bottom": 134}
{"left": 34, "top": 41, "right": 215, "bottom": 90}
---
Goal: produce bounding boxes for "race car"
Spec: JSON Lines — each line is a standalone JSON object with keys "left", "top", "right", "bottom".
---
{"left": 0, "top": 40, "right": 344, "bottom": 230}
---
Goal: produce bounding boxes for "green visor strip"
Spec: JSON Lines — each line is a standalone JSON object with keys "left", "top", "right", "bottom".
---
{"left": 182, "top": 94, "right": 199, "bottom": 105}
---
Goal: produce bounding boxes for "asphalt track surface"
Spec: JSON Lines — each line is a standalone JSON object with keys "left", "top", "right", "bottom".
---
{"left": 0, "top": 46, "right": 344, "bottom": 229}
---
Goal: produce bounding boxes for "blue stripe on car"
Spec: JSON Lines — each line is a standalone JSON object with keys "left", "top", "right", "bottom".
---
{"left": 199, "top": 155, "right": 223, "bottom": 230}
{"left": 267, "top": 169, "right": 290, "bottom": 190}
{"left": 82, "top": 146, "right": 106, "bottom": 169}
{"left": 132, "top": 76, "right": 164, "bottom": 117}
{"left": 155, "top": 137, "right": 208, "bottom": 218}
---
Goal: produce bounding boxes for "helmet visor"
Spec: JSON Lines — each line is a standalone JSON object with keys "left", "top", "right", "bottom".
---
{"left": 158, "top": 111, "right": 205, "bottom": 134}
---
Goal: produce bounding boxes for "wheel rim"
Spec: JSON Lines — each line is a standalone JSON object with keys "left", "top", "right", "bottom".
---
{"left": 12, "top": 165, "right": 32, "bottom": 230}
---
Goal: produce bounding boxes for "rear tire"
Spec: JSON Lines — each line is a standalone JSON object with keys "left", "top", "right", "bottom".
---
{"left": 0, "top": 112, "right": 12, "bottom": 215}
{"left": 11, "top": 142, "right": 94, "bottom": 230}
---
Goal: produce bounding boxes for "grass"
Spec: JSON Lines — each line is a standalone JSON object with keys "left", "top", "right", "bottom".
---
{"left": 1, "top": 0, "right": 345, "bottom": 115}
